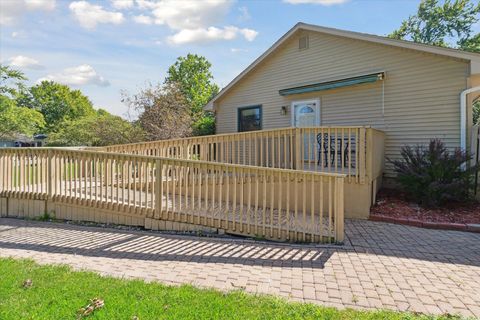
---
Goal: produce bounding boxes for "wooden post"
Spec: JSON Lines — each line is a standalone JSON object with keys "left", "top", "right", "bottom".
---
{"left": 365, "top": 128, "right": 373, "bottom": 184}
{"left": 295, "top": 128, "right": 301, "bottom": 170}
{"left": 335, "top": 176, "right": 344, "bottom": 243}
{"left": 47, "top": 149, "right": 53, "bottom": 200}
{"left": 359, "top": 127, "right": 367, "bottom": 184}
{"left": 155, "top": 159, "right": 162, "bottom": 219}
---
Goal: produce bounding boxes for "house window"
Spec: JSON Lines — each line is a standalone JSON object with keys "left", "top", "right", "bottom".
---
{"left": 238, "top": 105, "right": 262, "bottom": 132}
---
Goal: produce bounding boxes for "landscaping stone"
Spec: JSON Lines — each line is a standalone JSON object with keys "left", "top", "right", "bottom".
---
{"left": 467, "top": 224, "right": 480, "bottom": 232}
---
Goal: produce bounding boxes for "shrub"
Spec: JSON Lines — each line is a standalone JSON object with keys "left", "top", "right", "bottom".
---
{"left": 192, "top": 113, "right": 215, "bottom": 136}
{"left": 389, "top": 139, "right": 475, "bottom": 207}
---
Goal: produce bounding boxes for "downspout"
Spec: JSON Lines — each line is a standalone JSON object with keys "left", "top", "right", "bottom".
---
{"left": 460, "top": 86, "right": 480, "bottom": 151}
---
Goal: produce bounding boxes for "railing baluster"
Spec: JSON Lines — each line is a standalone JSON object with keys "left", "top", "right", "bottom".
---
{"left": 277, "top": 171, "right": 282, "bottom": 239}
{"left": 156, "top": 159, "right": 163, "bottom": 219}
{"left": 239, "top": 167, "right": 244, "bottom": 233}
{"left": 269, "top": 170, "right": 274, "bottom": 238}
{"left": 225, "top": 166, "right": 230, "bottom": 229}
{"left": 262, "top": 169, "right": 267, "bottom": 237}
{"left": 246, "top": 167, "right": 251, "bottom": 234}
{"left": 166, "top": 162, "right": 171, "bottom": 218}
{"left": 232, "top": 166, "right": 237, "bottom": 231}
{"left": 197, "top": 163, "right": 202, "bottom": 225}
{"left": 211, "top": 164, "right": 216, "bottom": 226}
{"left": 319, "top": 175, "right": 324, "bottom": 241}
{"left": 328, "top": 176, "right": 333, "bottom": 242}
{"left": 311, "top": 174, "right": 315, "bottom": 240}
{"left": 178, "top": 162, "right": 183, "bottom": 215}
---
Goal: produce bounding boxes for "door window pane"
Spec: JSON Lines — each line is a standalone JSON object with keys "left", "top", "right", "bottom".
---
{"left": 300, "top": 106, "right": 314, "bottom": 113}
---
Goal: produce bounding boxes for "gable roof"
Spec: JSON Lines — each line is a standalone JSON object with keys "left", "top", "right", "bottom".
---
{"left": 205, "top": 22, "right": 480, "bottom": 111}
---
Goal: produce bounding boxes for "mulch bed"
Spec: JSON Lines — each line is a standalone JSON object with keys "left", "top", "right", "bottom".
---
{"left": 370, "top": 189, "right": 480, "bottom": 232}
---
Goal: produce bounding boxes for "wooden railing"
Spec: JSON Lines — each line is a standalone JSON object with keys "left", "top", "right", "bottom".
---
{"left": 0, "top": 148, "right": 345, "bottom": 243}
{"left": 99, "top": 126, "right": 381, "bottom": 184}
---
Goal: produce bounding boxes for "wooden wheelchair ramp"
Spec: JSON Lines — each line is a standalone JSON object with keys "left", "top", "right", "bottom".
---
{"left": 0, "top": 148, "right": 345, "bottom": 243}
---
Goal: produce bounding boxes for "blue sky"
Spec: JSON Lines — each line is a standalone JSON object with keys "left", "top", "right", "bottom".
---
{"left": 0, "top": 0, "right": 423, "bottom": 117}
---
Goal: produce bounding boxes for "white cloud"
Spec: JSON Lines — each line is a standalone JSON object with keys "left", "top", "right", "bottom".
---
{"left": 37, "top": 64, "right": 110, "bottom": 87}
{"left": 25, "top": 0, "right": 55, "bottom": 10}
{"left": 133, "top": 14, "right": 153, "bottom": 25}
{"left": 130, "top": 0, "right": 258, "bottom": 45}
{"left": 69, "top": 1, "right": 124, "bottom": 30}
{"left": 149, "top": 0, "right": 232, "bottom": 29}
{"left": 168, "top": 26, "right": 258, "bottom": 45}
{"left": 11, "top": 30, "right": 28, "bottom": 39}
{"left": 135, "top": 0, "right": 157, "bottom": 10}
{"left": 240, "top": 28, "right": 258, "bottom": 41}
{"left": 8, "top": 55, "right": 44, "bottom": 69}
{"left": 238, "top": 6, "right": 251, "bottom": 21}
{"left": 0, "top": 0, "right": 55, "bottom": 25}
{"left": 110, "top": 0, "right": 134, "bottom": 9}
{"left": 283, "top": 0, "right": 348, "bottom": 5}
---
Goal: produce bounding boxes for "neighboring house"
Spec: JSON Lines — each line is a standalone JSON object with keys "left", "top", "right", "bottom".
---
{"left": 0, "top": 134, "right": 47, "bottom": 148}
{"left": 206, "top": 22, "right": 480, "bottom": 180}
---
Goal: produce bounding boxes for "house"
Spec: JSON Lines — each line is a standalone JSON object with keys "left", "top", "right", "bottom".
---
{"left": 92, "top": 23, "right": 480, "bottom": 224}
{"left": 0, "top": 134, "right": 46, "bottom": 148}
{"left": 4, "top": 24, "right": 480, "bottom": 243}
{"left": 206, "top": 22, "right": 480, "bottom": 182}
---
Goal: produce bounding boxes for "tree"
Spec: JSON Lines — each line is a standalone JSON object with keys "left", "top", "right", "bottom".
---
{"left": 474, "top": 99, "right": 480, "bottom": 124}
{"left": 0, "top": 96, "right": 45, "bottom": 140}
{"left": 47, "top": 109, "right": 145, "bottom": 146}
{"left": 123, "top": 82, "right": 192, "bottom": 141}
{"left": 166, "top": 54, "right": 219, "bottom": 115}
{"left": 166, "top": 54, "right": 219, "bottom": 135}
{"left": 0, "top": 64, "right": 26, "bottom": 97}
{"left": 389, "top": 0, "right": 480, "bottom": 53}
{"left": 0, "top": 65, "right": 45, "bottom": 139}
{"left": 192, "top": 113, "right": 215, "bottom": 136}
{"left": 18, "top": 81, "right": 96, "bottom": 133}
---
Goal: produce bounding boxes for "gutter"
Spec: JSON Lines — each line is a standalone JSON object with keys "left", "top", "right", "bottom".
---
{"left": 460, "top": 86, "right": 480, "bottom": 151}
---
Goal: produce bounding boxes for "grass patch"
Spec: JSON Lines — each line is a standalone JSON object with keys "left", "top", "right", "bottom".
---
{"left": 35, "top": 211, "right": 53, "bottom": 221}
{"left": 0, "top": 258, "right": 460, "bottom": 320}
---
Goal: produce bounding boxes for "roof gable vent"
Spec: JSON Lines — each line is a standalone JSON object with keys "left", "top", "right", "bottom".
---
{"left": 299, "top": 35, "right": 309, "bottom": 50}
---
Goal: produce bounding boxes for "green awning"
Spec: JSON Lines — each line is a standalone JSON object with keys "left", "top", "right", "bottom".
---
{"left": 279, "top": 72, "right": 385, "bottom": 96}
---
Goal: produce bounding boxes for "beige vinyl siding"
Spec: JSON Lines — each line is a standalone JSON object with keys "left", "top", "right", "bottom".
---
{"left": 215, "top": 30, "right": 469, "bottom": 177}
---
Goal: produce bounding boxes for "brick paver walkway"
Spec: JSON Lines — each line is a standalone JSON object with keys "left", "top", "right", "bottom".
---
{"left": 0, "top": 218, "right": 479, "bottom": 317}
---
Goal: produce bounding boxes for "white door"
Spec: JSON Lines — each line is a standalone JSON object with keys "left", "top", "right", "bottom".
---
{"left": 291, "top": 99, "right": 320, "bottom": 161}
{"left": 291, "top": 99, "right": 320, "bottom": 128}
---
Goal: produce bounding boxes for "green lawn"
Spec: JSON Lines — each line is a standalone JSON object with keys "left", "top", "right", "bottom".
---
{"left": 0, "top": 258, "right": 460, "bottom": 320}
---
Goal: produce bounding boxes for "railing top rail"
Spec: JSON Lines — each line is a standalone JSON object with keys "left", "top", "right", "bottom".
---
{"left": 0, "top": 147, "right": 347, "bottom": 179}
{"left": 98, "top": 126, "right": 379, "bottom": 150}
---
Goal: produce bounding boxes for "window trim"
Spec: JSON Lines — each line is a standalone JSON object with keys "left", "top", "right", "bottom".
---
{"left": 237, "top": 105, "right": 262, "bottom": 132}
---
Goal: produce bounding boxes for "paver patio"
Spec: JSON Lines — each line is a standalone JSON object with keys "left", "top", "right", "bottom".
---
{"left": 0, "top": 217, "right": 479, "bottom": 318}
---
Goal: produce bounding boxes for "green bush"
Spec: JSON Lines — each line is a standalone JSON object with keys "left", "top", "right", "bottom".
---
{"left": 192, "top": 114, "right": 215, "bottom": 136}
{"left": 389, "top": 139, "right": 475, "bottom": 207}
